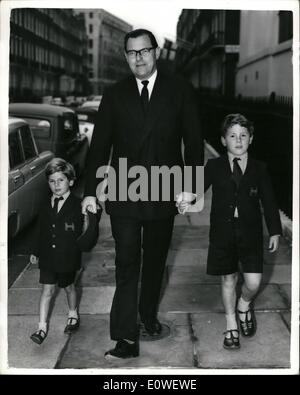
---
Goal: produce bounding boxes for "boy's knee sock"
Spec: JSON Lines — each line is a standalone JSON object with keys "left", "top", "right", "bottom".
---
{"left": 68, "top": 309, "right": 78, "bottom": 319}
{"left": 38, "top": 322, "right": 48, "bottom": 333}
{"left": 237, "top": 296, "right": 251, "bottom": 322}
{"left": 225, "top": 313, "right": 238, "bottom": 331}
{"left": 237, "top": 296, "right": 251, "bottom": 312}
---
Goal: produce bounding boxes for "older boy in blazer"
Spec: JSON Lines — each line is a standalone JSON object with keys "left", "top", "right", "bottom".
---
{"left": 179, "top": 113, "right": 282, "bottom": 350}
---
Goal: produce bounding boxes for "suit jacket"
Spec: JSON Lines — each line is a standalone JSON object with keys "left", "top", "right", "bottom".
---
{"left": 204, "top": 155, "right": 282, "bottom": 250}
{"left": 34, "top": 193, "right": 83, "bottom": 273}
{"left": 84, "top": 71, "right": 204, "bottom": 220}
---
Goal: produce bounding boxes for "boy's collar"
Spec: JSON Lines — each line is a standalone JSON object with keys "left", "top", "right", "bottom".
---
{"left": 52, "top": 190, "right": 70, "bottom": 201}
{"left": 227, "top": 152, "right": 248, "bottom": 162}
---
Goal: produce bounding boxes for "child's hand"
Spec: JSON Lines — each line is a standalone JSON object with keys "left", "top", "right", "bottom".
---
{"left": 176, "top": 200, "right": 190, "bottom": 215}
{"left": 268, "top": 235, "right": 280, "bottom": 252}
{"left": 30, "top": 254, "right": 38, "bottom": 264}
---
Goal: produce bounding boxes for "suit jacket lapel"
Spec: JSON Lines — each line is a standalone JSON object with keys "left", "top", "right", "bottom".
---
{"left": 122, "top": 76, "right": 144, "bottom": 129}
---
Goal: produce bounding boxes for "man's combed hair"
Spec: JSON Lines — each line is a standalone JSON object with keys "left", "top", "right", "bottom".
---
{"left": 221, "top": 113, "right": 254, "bottom": 137}
{"left": 124, "top": 29, "right": 158, "bottom": 51}
{"left": 45, "top": 157, "right": 76, "bottom": 180}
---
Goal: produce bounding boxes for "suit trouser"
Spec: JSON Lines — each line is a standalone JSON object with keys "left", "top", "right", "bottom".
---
{"left": 110, "top": 215, "right": 175, "bottom": 341}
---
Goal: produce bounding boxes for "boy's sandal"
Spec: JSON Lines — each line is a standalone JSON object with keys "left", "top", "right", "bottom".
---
{"left": 238, "top": 308, "right": 256, "bottom": 337}
{"left": 64, "top": 317, "right": 80, "bottom": 333}
{"left": 223, "top": 329, "right": 240, "bottom": 350}
{"left": 30, "top": 329, "right": 47, "bottom": 345}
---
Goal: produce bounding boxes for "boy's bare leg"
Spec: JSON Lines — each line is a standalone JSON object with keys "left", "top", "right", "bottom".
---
{"left": 64, "top": 283, "right": 78, "bottom": 318}
{"left": 39, "top": 284, "right": 56, "bottom": 331}
{"left": 221, "top": 273, "right": 239, "bottom": 337}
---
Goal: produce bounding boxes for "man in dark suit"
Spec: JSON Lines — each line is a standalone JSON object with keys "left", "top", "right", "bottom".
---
{"left": 82, "top": 29, "right": 203, "bottom": 359}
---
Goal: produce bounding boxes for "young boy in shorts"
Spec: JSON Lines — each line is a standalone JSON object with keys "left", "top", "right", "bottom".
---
{"left": 30, "top": 158, "right": 83, "bottom": 344}
{"left": 179, "top": 113, "right": 282, "bottom": 350}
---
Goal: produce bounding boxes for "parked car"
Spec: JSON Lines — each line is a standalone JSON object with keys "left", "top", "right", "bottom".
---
{"left": 75, "top": 107, "right": 98, "bottom": 146}
{"left": 8, "top": 117, "right": 54, "bottom": 237}
{"left": 9, "top": 103, "right": 89, "bottom": 178}
{"left": 81, "top": 99, "right": 101, "bottom": 110}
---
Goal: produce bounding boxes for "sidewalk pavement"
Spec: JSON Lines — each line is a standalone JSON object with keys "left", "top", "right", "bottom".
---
{"left": 6, "top": 147, "right": 293, "bottom": 372}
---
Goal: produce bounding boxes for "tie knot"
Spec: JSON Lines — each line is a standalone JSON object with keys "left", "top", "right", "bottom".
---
{"left": 142, "top": 80, "right": 149, "bottom": 87}
{"left": 54, "top": 197, "right": 63, "bottom": 203}
{"left": 233, "top": 157, "right": 241, "bottom": 163}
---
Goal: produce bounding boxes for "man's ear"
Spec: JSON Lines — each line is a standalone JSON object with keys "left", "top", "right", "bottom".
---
{"left": 155, "top": 47, "right": 161, "bottom": 60}
{"left": 221, "top": 136, "right": 227, "bottom": 147}
{"left": 249, "top": 135, "right": 253, "bottom": 144}
{"left": 69, "top": 180, "right": 74, "bottom": 187}
{"left": 124, "top": 51, "right": 129, "bottom": 62}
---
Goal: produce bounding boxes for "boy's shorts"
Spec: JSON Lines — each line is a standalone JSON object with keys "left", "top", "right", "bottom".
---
{"left": 39, "top": 269, "right": 77, "bottom": 288}
{"left": 207, "top": 218, "right": 263, "bottom": 275}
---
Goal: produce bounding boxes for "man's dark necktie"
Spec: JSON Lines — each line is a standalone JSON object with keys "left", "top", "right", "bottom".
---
{"left": 232, "top": 157, "right": 243, "bottom": 188}
{"left": 141, "top": 80, "right": 149, "bottom": 114}
{"left": 53, "top": 197, "right": 63, "bottom": 214}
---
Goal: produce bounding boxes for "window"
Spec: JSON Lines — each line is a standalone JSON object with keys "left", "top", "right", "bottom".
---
{"left": 89, "top": 39, "right": 93, "bottom": 48}
{"left": 20, "top": 125, "right": 37, "bottom": 160}
{"left": 89, "top": 24, "right": 93, "bottom": 33}
{"left": 89, "top": 12, "right": 93, "bottom": 18}
{"left": 23, "top": 118, "right": 51, "bottom": 139}
{"left": 9, "top": 130, "right": 23, "bottom": 168}
{"left": 88, "top": 54, "right": 93, "bottom": 64}
{"left": 278, "top": 11, "right": 293, "bottom": 43}
{"left": 255, "top": 71, "right": 259, "bottom": 80}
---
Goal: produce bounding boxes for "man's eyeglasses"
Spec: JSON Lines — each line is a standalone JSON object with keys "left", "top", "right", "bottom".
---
{"left": 126, "top": 47, "right": 156, "bottom": 59}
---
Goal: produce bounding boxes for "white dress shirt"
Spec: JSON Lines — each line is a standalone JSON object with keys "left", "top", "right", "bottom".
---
{"left": 136, "top": 70, "right": 157, "bottom": 99}
{"left": 227, "top": 152, "right": 248, "bottom": 217}
{"left": 51, "top": 190, "right": 70, "bottom": 213}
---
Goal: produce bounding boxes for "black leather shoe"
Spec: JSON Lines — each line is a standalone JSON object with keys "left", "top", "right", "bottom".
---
{"left": 223, "top": 329, "right": 240, "bottom": 350}
{"left": 141, "top": 319, "right": 162, "bottom": 336}
{"left": 64, "top": 317, "right": 80, "bottom": 334}
{"left": 30, "top": 329, "right": 47, "bottom": 345}
{"left": 104, "top": 340, "right": 139, "bottom": 360}
{"left": 238, "top": 308, "right": 256, "bottom": 337}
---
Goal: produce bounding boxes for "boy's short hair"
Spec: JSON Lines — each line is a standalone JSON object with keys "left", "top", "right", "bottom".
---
{"left": 45, "top": 158, "right": 76, "bottom": 181}
{"left": 221, "top": 113, "right": 254, "bottom": 137}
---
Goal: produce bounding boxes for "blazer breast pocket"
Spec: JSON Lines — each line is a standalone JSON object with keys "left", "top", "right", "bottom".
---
{"left": 64, "top": 222, "right": 75, "bottom": 232}
{"left": 249, "top": 186, "right": 258, "bottom": 197}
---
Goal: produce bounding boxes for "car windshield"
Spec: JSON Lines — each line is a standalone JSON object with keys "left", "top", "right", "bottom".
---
{"left": 23, "top": 117, "right": 51, "bottom": 139}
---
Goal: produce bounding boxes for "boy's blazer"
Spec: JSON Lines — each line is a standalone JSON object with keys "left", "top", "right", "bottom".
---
{"left": 84, "top": 71, "right": 204, "bottom": 220}
{"left": 35, "top": 193, "right": 83, "bottom": 273}
{"left": 204, "top": 155, "right": 282, "bottom": 250}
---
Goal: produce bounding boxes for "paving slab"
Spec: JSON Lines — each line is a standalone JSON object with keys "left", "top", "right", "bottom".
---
{"left": 192, "top": 312, "right": 290, "bottom": 369}
{"left": 58, "top": 313, "right": 195, "bottom": 369}
{"left": 8, "top": 315, "right": 69, "bottom": 369}
{"left": 82, "top": 250, "right": 116, "bottom": 268}
{"left": 262, "top": 265, "right": 291, "bottom": 284}
{"left": 170, "top": 226, "right": 210, "bottom": 250}
{"left": 159, "top": 284, "right": 289, "bottom": 313}
{"left": 8, "top": 286, "right": 115, "bottom": 315}
{"left": 166, "top": 249, "right": 208, "bottom": 267}
{"left": 79, "top": 263, "right": 116, "bottom": 287}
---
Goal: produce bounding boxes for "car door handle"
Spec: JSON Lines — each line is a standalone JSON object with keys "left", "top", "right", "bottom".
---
{"left": 13, "top": 175, "right": 21, "bottom": 182}
{"left": 30, "top": 165, "right": 36, "bottom": 171}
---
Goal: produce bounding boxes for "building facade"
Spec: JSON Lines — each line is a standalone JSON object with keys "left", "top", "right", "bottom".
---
{"left": 235, "top": 11, "right": 293, "bottom": 99}
{"left": 175, "top": 9, "right": 240, "bottom": 96}
{"left": 75, "top": 9, "right": 132, "bottom": 94}
{"left": 10, "top": 8, "right": 89, "bottom": 102}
